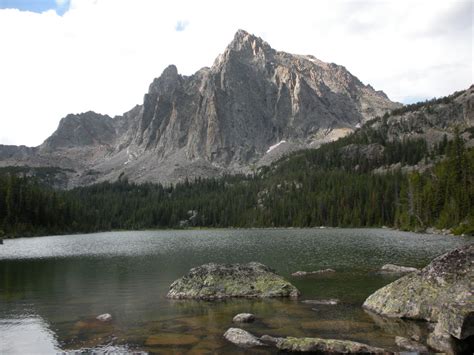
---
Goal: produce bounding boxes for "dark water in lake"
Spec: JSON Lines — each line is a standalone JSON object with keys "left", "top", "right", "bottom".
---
{"left": 0, "top": 228, "right": 471, "bottom": 354}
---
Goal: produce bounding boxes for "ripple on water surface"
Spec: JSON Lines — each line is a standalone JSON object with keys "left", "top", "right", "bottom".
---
{"left": 0, "top": 228, "right": 471, "bottom": 353}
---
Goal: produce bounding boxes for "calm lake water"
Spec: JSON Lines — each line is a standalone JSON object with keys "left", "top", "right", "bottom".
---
{"left": 0, "top": 228, "right": 472, "bottom": 354}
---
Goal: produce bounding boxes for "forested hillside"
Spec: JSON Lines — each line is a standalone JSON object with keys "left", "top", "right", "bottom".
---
{"left": 1, "top": 124, "right": 472, "bottom": 238}
{"left": 1, "top": 87, "right": 473, "bottom": 237}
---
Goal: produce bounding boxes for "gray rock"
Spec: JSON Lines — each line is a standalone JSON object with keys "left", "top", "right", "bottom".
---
{"left": 260, "top": 334, "right": 283, "bottom": 346}
{"left": 363, "top": 244, "right": 473, "bottom": 323}
{"left": 379, "top": 264, "right": 418, "bottom": 273}
{"left": 426, "top": 302, "right": 474, "bottom": 354}
{"left": 437, "top": 300, "right": 474, "bottom": 340}
{"left": 232, "top": 313, "right": 255, "bottom": 323}
{"left": 394, "top": 336, "right": 428, "bottom": 352}
{"left": 427, "top": 321, "right": 473, "bottom": 355}
{"left": 275, "top": 336, "right": 387, "bottom": 353}
{"left": 302, "top": 299, "right": 339, "bottom": 305}
{"left": 223, "top": 328, "right": 264, "bottom": 348}
{"left": 96, "top": 313, "right": 112, "bottom": 322}
{"left": 291, "top": 268, "right": 336, "bottom": 276}
{"left": 166, "top": 262, "right": 300, "bottom": 300}
{"left": 363, "top": 244, "right": 474, "bottom": 352}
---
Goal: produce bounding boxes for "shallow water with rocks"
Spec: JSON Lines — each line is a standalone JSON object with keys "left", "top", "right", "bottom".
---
{"left": 0, "top": 228, "right": 471, "bottom": 353}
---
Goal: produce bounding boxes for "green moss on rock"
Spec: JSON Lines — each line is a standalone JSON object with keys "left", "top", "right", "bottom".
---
{"left": 363, "top": 244, "right": 473, "bottom": 324}
{"left": 167, "top": 262, "right": 300, "bottom": 299}
{"left": 363, "top": 244, "right": 473, "bottom": 353}
{"left": 275, "top": 336, "right": 387, "bottom": 353}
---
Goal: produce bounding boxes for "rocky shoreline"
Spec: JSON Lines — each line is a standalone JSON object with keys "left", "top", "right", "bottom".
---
{"left": 166, "top": 244, "right": 473, "bottom": 353}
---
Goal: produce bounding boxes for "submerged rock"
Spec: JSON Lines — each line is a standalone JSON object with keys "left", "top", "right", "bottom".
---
{"left": 379, "top": 264, "right": 418, "bottom": 273}
{"left": 275, "top": 336, "right": 387, "bottom": 353}
{"left": 302, "top": 299, "right": 339, "bottom": 305}
{"left": 233, "top": 313, "right": 255, "bottom": 323}
{"left": 363, "top": 244, "right": 474, "bottom": 353}
{"left": 291, "top": 268, "right": 336, "bottom": 277}
{"left": 365, "top": 310, "right": 425, "bottom": 341}
{"left": 145, "top": 333, "right": 199, "bottom": 346}
{"left": 223, "top": 328, "right": 264, "bottom": 348}
{"left": 96, "top": 313, "right": 112, "bottom": 322}
{"left": 394, "top": 336, "right": 428, "bottom": 352}
{"left": 167, "top": 262, "right": 300, "bottom": 299}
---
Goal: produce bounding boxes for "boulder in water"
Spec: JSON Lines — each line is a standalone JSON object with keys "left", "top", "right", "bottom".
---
{"left": 363, "top": 244, "right": 474, "bottom": 353}
{"left": 167, "top": 262, "right": 300, "bottom": 299}
{"left": 233, "top": 313, "right": 255, "bottom": 323}
{"left": 96, "top": 313, "right": 112, "bottom": 322}
{"left": 291, "top": 268, "right": 335, "bottom": 277}
{"left": 223, "top": 328, "right": 264, "bottom": 348}
{"left": 379, "top": 264, "right": 418, "bottom": 273}
{"left": 302, "top": 299, "right": 339, "bottom": 305}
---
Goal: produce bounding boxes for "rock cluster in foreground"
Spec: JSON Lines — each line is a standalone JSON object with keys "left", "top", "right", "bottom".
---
{"left": 363, "top": 244, "right": 474, "bottom": 354}
{"left": 167, "top": 262, "right": 300, "bottom": 299}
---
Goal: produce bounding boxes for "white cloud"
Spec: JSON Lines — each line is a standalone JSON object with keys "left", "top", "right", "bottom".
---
{"left": 0, "top": 0, "right": 472, "bottom": 146}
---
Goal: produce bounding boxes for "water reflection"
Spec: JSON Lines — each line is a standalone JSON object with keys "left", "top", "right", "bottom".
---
{"left": 0, "top": 229, "right": 471, "bottom": 353}
{"left": 0, "top": 314, "right": 59, "bottom": 354}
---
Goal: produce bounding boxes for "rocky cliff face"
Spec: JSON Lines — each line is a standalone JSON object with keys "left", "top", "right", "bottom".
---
{"left": 0, "top": 30, "right": 400, "bottom": 186}
{"left": 369, "top": 86, "right": 474, "bottom": 147}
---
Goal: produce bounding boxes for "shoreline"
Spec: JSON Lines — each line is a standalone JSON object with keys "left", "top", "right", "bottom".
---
{"left": 2, "top": 225, "right": 472, "bottom": 241}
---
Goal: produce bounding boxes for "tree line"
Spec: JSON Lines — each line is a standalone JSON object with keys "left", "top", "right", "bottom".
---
{"left": 0, "top": 129, "right": 472, "bottom": 238}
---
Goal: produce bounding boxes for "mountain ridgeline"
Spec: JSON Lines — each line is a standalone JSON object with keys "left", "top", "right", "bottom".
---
{"left": 0, "top": 30, "right": 399, "bottom": 187}
{"left": 0, "top": 86, "right": 473, "bottom": 238}
{"left": 0, "top": 30, "right": 473, "bottom": 237}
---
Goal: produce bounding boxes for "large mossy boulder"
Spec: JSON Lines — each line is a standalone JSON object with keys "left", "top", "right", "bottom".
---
{"left": 363, "top": 244, "right": 473, "bottom": 353}
{"left": 363, "top": 244, "right": 473, "bottom": 322}
{"left": 167, "top": 262, "right": 300, "bottom": 299}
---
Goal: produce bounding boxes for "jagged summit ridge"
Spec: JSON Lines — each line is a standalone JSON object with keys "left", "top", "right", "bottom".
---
{"left": 0, "top": 29, "right": 401, "bottom": 186}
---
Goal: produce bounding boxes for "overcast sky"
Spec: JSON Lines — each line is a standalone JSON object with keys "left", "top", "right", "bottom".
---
{"left": 0, "top": 0, "right": 472, "bottom": 146}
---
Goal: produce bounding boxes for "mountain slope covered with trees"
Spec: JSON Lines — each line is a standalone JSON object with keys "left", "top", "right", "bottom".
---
{"left": 1, "top": 88, "right": 473, "bottom": 238}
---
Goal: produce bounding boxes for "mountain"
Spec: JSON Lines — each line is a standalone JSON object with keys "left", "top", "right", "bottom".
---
{"left": 0, "top": 29, "right": 400, "bottom": 187}
{"left": 1, "top": 86, "right": 473, "bottom": 237}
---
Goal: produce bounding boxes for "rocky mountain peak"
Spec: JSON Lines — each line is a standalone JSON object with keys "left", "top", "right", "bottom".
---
{"left": 40, "top": 111, "right": 116, "bottom": 151}
{"left": 148, "top": 64, "right": 182, "bottom": 96}
{"left": 221, "top": 29, "right": 275, "bottom": 63}
{"left": 0, "top": 29, "right": 404, "bottom": 186}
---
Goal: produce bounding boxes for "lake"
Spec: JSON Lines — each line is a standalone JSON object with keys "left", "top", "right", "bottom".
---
{"left": 0, "top": 228, "right": 471, "bottom": 354}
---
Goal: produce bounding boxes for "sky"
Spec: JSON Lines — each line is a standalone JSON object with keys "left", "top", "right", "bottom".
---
{"left": 0, "top": 0, "right": 472, "bottom": 146}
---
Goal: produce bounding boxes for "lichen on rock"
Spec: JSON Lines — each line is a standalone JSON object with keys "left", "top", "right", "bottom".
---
{"left": 363, "top": 244, "right": 474, "bottom": 353}
{"left": 275, "top": 336, "right": 387, "bottom": 353}
{"left": 167, "top": 262, "right": 300, "bottom": 299}
{"left": 363, "top": 244, "right": 473, "bottom": 322}
{"left": 223, "top": 328, "right": 264, "bottom": 348}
